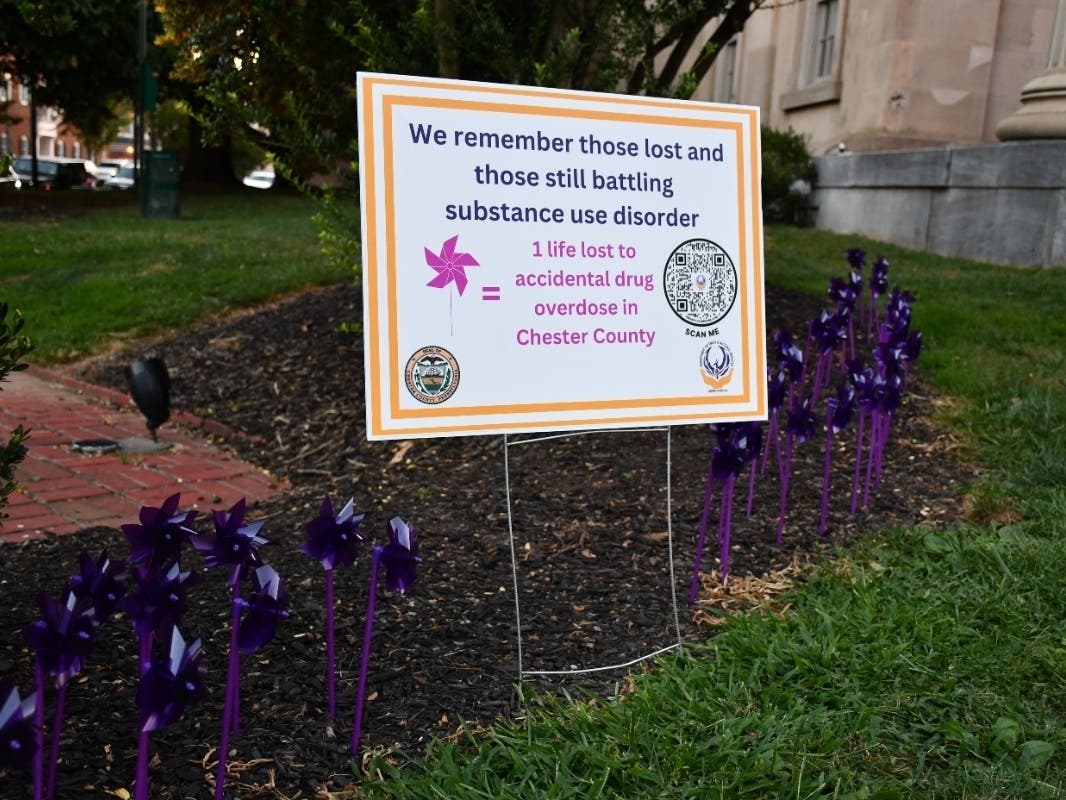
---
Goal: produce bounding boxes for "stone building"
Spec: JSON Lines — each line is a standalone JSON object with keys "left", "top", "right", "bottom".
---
{"left": 692, "top": 0, "right": 1066, "bottom": 266}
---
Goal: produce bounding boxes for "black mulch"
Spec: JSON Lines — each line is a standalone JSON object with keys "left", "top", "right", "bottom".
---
{"left": 0, "top": 282, "right": 972, "bottom": 799}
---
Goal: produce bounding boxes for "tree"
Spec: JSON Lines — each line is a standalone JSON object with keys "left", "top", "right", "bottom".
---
{"left": 157, "top": 0, "right": 765, "bottom": 181}
{"left": 155, "top": 0, "right": 765, "bottom": 269}
{"left": 0, "top": 2, "right": 149, "bottom": 144}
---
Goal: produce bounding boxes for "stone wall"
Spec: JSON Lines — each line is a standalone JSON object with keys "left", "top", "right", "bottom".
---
{"left": 812, "top": 140, "right": 1066, "bottom": 267}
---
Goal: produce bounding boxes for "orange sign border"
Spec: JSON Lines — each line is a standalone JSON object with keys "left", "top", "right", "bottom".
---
{"left": 360, "top": 74, "right": 765, "bottom": 439}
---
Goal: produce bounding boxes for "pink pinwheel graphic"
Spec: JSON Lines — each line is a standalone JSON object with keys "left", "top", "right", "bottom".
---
{"left": 425, "top": 235, "right": 479, "bottom": 334}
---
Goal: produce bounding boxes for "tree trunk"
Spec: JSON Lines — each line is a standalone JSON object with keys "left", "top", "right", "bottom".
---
{"left": 181, "top": 114, "right": 238, "bottom": 185}
{"left": 435, "top": 0, "right": 459, "bottom": 78}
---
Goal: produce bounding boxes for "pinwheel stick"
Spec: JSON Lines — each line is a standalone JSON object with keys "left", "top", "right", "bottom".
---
{"left": 851, "top": 411, "right": 866, "bottom": 513}
{"left": 45, "top": 682, "right": 67, "bottom": 799}
{"left": 688, "top": 458, "right": 717, "bottom": 604}
{"left": 33, "top": 658, "right": 44, "bottom": 800}
{"left": 352, "top": 548, "right": 383, "bottom": 756}
{"left": 134, "top": 721, "right": 151, "bottom": 800}
{"left": 215, "top": 591, "right": 243, "bottom": 800}
{"left": 718, "top": 474, "right": 737, "bottom": 585}
{"left": 745, "top": 457, "right": 758, "bottom": 517}
{"left": 776, "top": 435, "right": 794, "bottom": 547}
{"left": 325, "top": 568, "right": 337, "bottom": 718}
{"left": 819, "top": 424, "right": 834, "bottom": 536}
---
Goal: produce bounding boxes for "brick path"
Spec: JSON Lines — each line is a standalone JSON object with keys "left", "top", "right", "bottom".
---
{"left": 0, "top": 365, "right": 286, "bottom": 543}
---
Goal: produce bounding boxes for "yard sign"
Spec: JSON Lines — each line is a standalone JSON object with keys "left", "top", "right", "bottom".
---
{"left": 358, "top": 72, "right": 766, "bottom": 440}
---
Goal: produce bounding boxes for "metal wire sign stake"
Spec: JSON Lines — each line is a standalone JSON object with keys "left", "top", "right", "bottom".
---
{"left": 504, "top": 428, "right": 683, "bottom": 679}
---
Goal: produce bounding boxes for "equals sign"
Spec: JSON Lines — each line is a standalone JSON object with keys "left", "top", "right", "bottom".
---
{"left": 482, "top": 285, "right": 501, "bottom": 301}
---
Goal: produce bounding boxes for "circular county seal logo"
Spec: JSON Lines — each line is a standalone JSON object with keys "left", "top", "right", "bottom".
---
{"left": 699, "top": 341, "right": 734, "bottom": 390}
{"left": 662, "top": 238, "right": 738, "bottom": 326}
{"left": 405, "top": 346, "right": 460, "bottom": 404}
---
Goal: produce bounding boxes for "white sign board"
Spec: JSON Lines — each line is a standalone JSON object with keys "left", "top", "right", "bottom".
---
{"left": 358, "top": 73, "right": 766, "bottom": 440}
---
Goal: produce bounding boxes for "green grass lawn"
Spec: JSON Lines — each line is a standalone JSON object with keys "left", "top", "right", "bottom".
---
{"left": 3, "top": 198, "right": 1065, "bottom": 798}
{"left": 0, "top": 191, "right": 348, "bottom": 363}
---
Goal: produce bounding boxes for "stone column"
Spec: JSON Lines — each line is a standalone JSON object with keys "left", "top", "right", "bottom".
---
{"left": 997, "top": 0, "right": 1066, "bottom": 139}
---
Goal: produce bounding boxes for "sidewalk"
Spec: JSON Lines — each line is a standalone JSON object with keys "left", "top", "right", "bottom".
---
{"left": 0, "top": 365, "right": 286, "bottom": 543}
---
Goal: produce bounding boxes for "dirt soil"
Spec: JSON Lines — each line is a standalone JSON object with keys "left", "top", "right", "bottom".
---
{"left": 0, "top": 281, "right": 972, "bottom": 799}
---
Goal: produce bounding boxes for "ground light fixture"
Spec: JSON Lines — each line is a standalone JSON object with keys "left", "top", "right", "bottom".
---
{"left": 70, "top": 357, "right": 173, "bottom": 456}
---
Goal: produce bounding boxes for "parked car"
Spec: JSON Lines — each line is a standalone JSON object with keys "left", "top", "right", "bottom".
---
{"left": 97, "top": 159, "right": 132, "bottom": 181}
{"left": 242, "top": 166, "right": 275, "bottom": 189}
{"left": 102, "top": 163, "right": 136, "bottom": 190}
{"left": 11, "top": 156, "right": 96, "bottom": 190}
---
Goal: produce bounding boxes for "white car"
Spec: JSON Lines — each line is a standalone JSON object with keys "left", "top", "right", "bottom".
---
{"left": 103, "top": 163, "right": 136, "bottom": 190}
{"left": 242, "top": 167, "right": 275, "bottom": 189}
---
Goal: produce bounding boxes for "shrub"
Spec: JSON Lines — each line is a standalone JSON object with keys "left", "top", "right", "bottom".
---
{"left": 0, "top": 302, "right": 32, "bottom": 520}
{"left": 761, "top": 125, "right": 817, "bottom": 226}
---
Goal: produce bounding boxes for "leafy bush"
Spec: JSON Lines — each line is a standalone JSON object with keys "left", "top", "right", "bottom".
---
{"left": 0, "top": 302, "right": 32, "bottom": 520}
{"left": 761, "top": 125, "right": 817, "bottom": 226}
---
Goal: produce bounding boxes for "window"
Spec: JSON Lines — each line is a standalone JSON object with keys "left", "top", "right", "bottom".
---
{"left": 0, "top": 79, "right": 8, "bottom": 103}
{"left": 780, "top": 0, "right": 845, "bottom": 111}
{"left": 0, "top": 133, "right": 8, "bottom": 155}
{"left": 1051, "top": 0, "right": 1066, "bottom": 69}
{"left": 18, "top": 82, "right": 29, "bottom": 105}
{"left": 56, "top": 141, "right": 66, "bottom": 157}
{"left": 73, "top": 142, "right": 81, "bottom": 159}
{"left": 811, "top": 0, "right": 839, "bottom": 82}
{"left": 19, "top": 135, "right": 29, "bottom": 155}
{"left": 715, "top": 37, "right": 739, "bottom": 104}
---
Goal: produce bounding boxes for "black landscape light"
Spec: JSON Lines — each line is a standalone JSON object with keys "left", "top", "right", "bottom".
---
{"left": 126, "top": 357, "right": 171, "bottom": 440}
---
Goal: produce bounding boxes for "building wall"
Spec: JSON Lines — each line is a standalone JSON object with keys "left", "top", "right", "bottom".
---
{"left": 1, "top": 74, "right": 92, "bottom": 159}
{"left": 814, "top": 140, "right": 1066, "bottom": 267}
{"left": 694, "top": 0, "right": 1060, "bottom": 155}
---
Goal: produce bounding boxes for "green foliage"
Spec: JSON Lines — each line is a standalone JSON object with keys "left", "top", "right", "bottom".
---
{"left": 761, "top": 125, "right": 817, "bottom": 226}
{"left": 0, "top": 302, "right": 32, "bottom": 521}
{"left": 0, "top": 0, "right": 155, "bottom": 140}
{"left": 156, "top": 1, "right": 765, "bottom": 276}
{"left": 0, "top": 303, "right": 31, "bottom": 378}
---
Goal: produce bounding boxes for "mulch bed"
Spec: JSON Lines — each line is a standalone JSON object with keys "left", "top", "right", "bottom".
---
{"left": 0, "top": 282, "right": 972, "bottom": 799}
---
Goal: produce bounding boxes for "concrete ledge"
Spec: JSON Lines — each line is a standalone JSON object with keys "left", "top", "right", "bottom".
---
{"left": 812, "top": 141, "right": 1066, "bottom": 267}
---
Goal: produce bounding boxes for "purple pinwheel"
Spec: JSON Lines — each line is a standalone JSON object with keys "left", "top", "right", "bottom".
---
{"left": 857, "top": 371, "right": 887, "bottom": 510}
{"left": 808, "top": 309, "right": 848, "bottom": 405}
{"left": 214, "top": 566, "right": 288, "bottom": 800}
{"left": 353, "top": 517, "right": 420, "bottom": 756}
{"left": 379, "top": 516, "right": 420, "bottom": 595}
{"left": 776, "top": 399, "right": 818, "bottom": 546}
{"left": 426, "top": 235, "right": 479, "bottom": 335}
{"left": 868, "top": 256, "right": 890, "bottom": 337}
{"left": 828, "top": 275, "right": 858, "bottom": 314}
{"left": 773, "top": 329, "right": 805, "bottom": 385}
{"left": 237, "top": 565, "right": 289, "bottom": 655}
{"left": 69, "top": 550, "right": 126, "bottom": 627}
{"left": 190, "top": 497, "right": 270, "bottom": 587}
{"left": 302, "top": 497, "right": 367, "bottom": 717}
{"left": 23, "top": 588, "right": 95, "bottom": 800}
{"left": 690, "top": 423, "right": 761, "bottom": 596}
{"left": 0, "top": 681, "right": 37, "bottom": 773}
{"left": 122, "top": 562, "right": 200, "bottom": 672}
{"left": 868, "top": 372, "right": 904, "bottom": 494}
{"left": 190, "top": 498, "right": 269, "bottom": 748}
{"left": 761, "top": 368, "right": 789, "bottom": 477}
{"left": 829, "top": 275, "right": 859, "bottom": 358}
{"left": 122, "top": 493, "right": 198, "bottom": 570}
{"left": 819, "top": 381, "right": 857, "bottom": 535}
{"left": 135, "top": 627, "right": 205, "bottom": 800}
{"left": 302, "top": 497, "right": 367, "bottom": 570}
